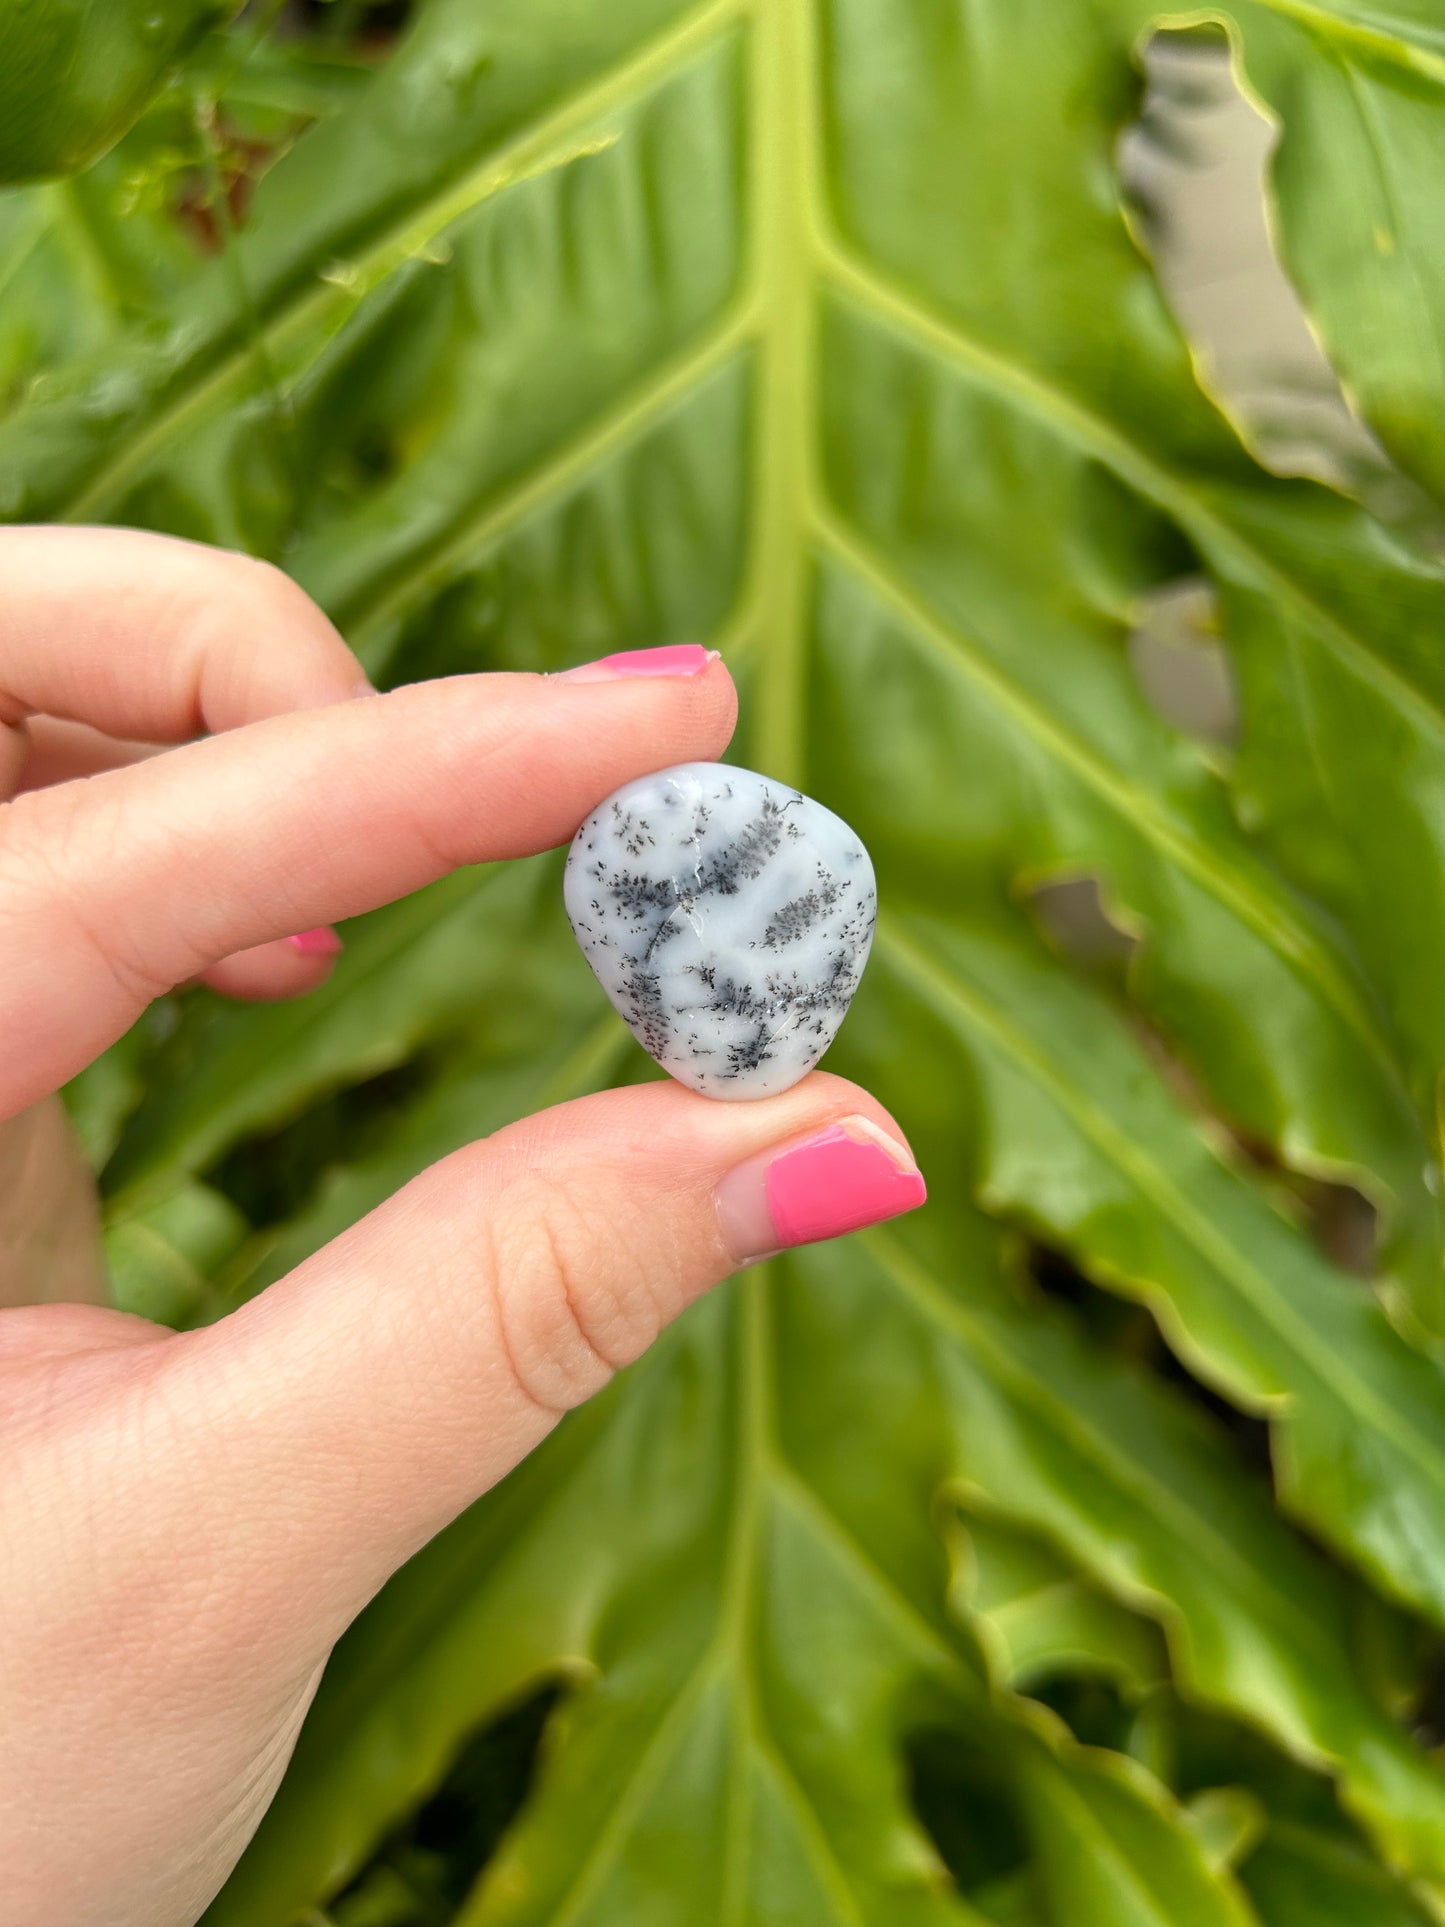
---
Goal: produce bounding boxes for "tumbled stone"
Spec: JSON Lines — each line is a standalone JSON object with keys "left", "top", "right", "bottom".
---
{"left": 564, "top": 762, "right": 877, "bottom": 1099}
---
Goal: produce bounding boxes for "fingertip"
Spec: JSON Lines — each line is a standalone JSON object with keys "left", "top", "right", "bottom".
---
{"left": 493, "top": 1069, "right": 921, "bottom": 1230}
{"left": 542, "top": 643, "right": 738, "bottom": 759}
{"left": 201, "top": 935, "right": 342, "bottom": 1002}
{"left": 286, "top": 925, "right": 345, "bottom": 959}
{"left": 203, "top": 554, "right": 367, "bottom": 724}
{"left": 707, "top": 652, "right": 740, "bottom": 755}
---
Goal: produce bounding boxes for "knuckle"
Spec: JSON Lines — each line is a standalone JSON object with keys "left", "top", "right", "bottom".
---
{"left": 483, "top": 1175, "right": 662, "bottom": 1417}
{"left": 0, "top": 788, "right": 86, "bottom": 932}
{"left": 198, "top": 555, "right": 341, "bottom": 691}
{"left": 0, "top": 787, "right": 189, "bottom": 1005}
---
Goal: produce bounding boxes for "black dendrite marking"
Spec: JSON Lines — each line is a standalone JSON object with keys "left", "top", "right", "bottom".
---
{"left": 727, "top": 1025, "right": 775, "bottom": 1076}
{"left": 756, "top": 870, "right": 848, "bottom": 951}
{"left": 608, "top": 871, "right": 681, "bottom": 922}
{"left": 600, "top": 792, "right": 796, "bottom": 955}
{"left": 695, "top": 793, "right": 796, "bottom": 896}
{"left": 642, "top": 914, "right": 684, "bottom": 961}
{"left": 620, "top": 968, "right": 672, "bottom": 1057}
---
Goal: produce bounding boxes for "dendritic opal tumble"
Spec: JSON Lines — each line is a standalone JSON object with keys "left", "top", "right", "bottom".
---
{"left": 564, "top": 763, "right": 877, "bottom": 1099}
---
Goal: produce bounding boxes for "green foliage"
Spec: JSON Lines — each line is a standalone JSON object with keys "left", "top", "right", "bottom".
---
{"left": 7, "top": 0, "right": 1445, "bottom": 1919}
{"left": 0, "top": 0, "right": 240, "bottom": 184}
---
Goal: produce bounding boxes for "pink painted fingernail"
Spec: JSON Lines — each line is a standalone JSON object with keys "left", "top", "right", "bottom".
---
{"left": 287, "top": 926, "right": 344, "bottom": 958}
{"left": 554, "top": 644, "right": 719, "bottom": 683}
{"left": 715, "top": 1117, "right": 927, "bottom": 1263}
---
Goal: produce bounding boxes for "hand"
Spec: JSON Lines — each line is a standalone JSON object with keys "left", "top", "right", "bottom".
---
{"left": 0, "top": 528, "right": 926, "bottom": 1927}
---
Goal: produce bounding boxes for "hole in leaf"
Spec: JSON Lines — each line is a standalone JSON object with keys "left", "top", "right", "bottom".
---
{"left": 325, "top": 1684, "right": 559, "bottom": 1925}
{"left": 1406, "top": 1641, "right": 1445, "bottom": 1750}
{"left": 1023, "top": 1241, "right": 1155, "bottom": 1354}
{"left": 1119, "top": 27, "right": 1442, "bottom": 547}
{"left": 1022, "top": 1240, "right": 1275, "bottom": 1478}
{"left": 908, "top": 1726, "right": 1031, "bottom": 1900}
{"left": 205, "top": 1052, "right": 441, "bottom": 1230}
{"left": 1293, "top": 1175, "right": 1379, "bottom": 1279}
{"left": 1207, "top": 1118, "right": 1381, "bottom": 1282}
{"left": 1024, "top": 875, "right": 1140, "bottom": 975}
{"left": 1130, "top": 1014, "right": 1219, "bottom": 1120}
{"left": 1120, "top": 30, "right": 1360, "bottom": 473}
{"left": 1126, "top": 577, "right": 1237, "bottom": 745}
{"left": 282, "top": 0, "right": 420, "bottom": 54}
{"left": 1029, "top": 1672, "right": 1143, "bottom": 1757}
{"left": 1123, "top": 1017, "right": 1370, "bottom": 1291}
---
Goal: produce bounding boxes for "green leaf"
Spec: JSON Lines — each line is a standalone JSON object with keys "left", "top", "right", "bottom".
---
{"left": 104, "top": 864, "right": 536, "bottom": 1206}
{"left": 1231, "top": 3, "right": 1445, "bottom": 511}
{"left": 1005, "top": 1737, "right": 1261, "bottom": 1927}
{"left": 947, "top": 1512, "right": 1169, "bottom": 1700}
{"left": 853, "top": 1228, "right": 1445, "bottom": 1883}
{"left": 948, "top": 1512, "right": 1266, "bottom": 1927}
{"left": 1242, "top": 1820, "right": 1442, "bottom": 1927}
{"left": 0, "top": 0, "right": 237, "bottom": 184}
{"left": 205, "top": 1222, "right": 1443, "bottom": 1923}
{"left": 1184, "top": 1791, "right": 1267, "bottom": 1879}
{"left": 876, "top": 910, "right": 1445, "bottom": 1633}
{"left": 104, "top": 1179, "right": 246, "bottom": 1326}
{"left": 7, "top": 0, "right": 1445, "bottom": 1916}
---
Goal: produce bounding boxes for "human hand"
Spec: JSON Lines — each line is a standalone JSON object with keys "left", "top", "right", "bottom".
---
{"left": 0, "top": 528, "right": 926, "bottom": 1927}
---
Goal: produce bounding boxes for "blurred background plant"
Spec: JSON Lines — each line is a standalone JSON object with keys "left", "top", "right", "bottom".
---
{"left": 4, "top": 0, "right": 1445, "bottom": 1921}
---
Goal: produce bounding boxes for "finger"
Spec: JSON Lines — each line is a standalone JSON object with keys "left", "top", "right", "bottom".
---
{"left": 4, "top": 1073, "right": 922, "bottom": 1923}
{"left": 52, "top": 1074, "right": 925, "bottom": 1667}
{"left": 19, "top": 730, "right": 343, "bottom": 1003}
{"left": 198, "top": 929, "right": 344, "bottom": 1002}
{"left": 0, "top": 527, "right": 365, "bottom": 748}
{"left": 11, "top": 717, "right": 160, "bottom": 794}
{"left": 0, "top": 657, "right": 735, "bottom": 1114}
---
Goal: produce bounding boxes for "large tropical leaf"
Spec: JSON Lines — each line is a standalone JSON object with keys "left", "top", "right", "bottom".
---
{"left": 5, "top": 0, "right": 1445, "bottom": 1918}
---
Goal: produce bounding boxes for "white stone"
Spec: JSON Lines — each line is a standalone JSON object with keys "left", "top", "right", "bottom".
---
{"left": 564, "top": 762, "right": 877, "bottom": 1099}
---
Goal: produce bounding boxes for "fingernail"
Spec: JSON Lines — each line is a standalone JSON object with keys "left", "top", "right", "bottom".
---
{"left": 287, "top": 926, "right": 343, "bottom": 958}
{"left": 554, "top": 644, "right": 719, "bottom": 683}
{"left": 715, "top": 1116, "right": 927, "bottom": 1264}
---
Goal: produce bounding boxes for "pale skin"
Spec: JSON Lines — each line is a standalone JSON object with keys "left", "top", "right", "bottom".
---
{"left": 0, "top": 527, "right": 919, "bottom": 1927}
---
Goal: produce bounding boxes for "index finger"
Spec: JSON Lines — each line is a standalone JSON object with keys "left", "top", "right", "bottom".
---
{"left": 0, "top": 653, "right": 737, "bottom": 1115}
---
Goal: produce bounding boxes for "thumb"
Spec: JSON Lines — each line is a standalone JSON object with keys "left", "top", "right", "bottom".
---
{"left": 5, "top": 1073, "right": 925, "bottom": 1927}
{"left": 147, "top": 1072, "right": 926, "bottom": 1646}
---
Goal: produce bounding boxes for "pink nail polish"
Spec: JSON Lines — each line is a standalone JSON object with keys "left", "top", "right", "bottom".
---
{"left": 287, "top": 926, "right": 344, "bottom": 958}
{"left": 715, "top": 1117, "right": 927, "bottom": 1262}
{"left": 554, "top": 644, "right": 719, "bottom": 683}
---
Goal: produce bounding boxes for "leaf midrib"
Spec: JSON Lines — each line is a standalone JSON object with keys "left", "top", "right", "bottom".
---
{"left": 58, "top": 0, "right": 1445, "bottom": 762}
{"left": 52, "top": 0, "right": 1431, "bottom": 1138}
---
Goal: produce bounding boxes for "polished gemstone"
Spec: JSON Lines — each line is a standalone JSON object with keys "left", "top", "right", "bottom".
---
{"left": 564, "top": 762, "right": 877, "bottom": 1099}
